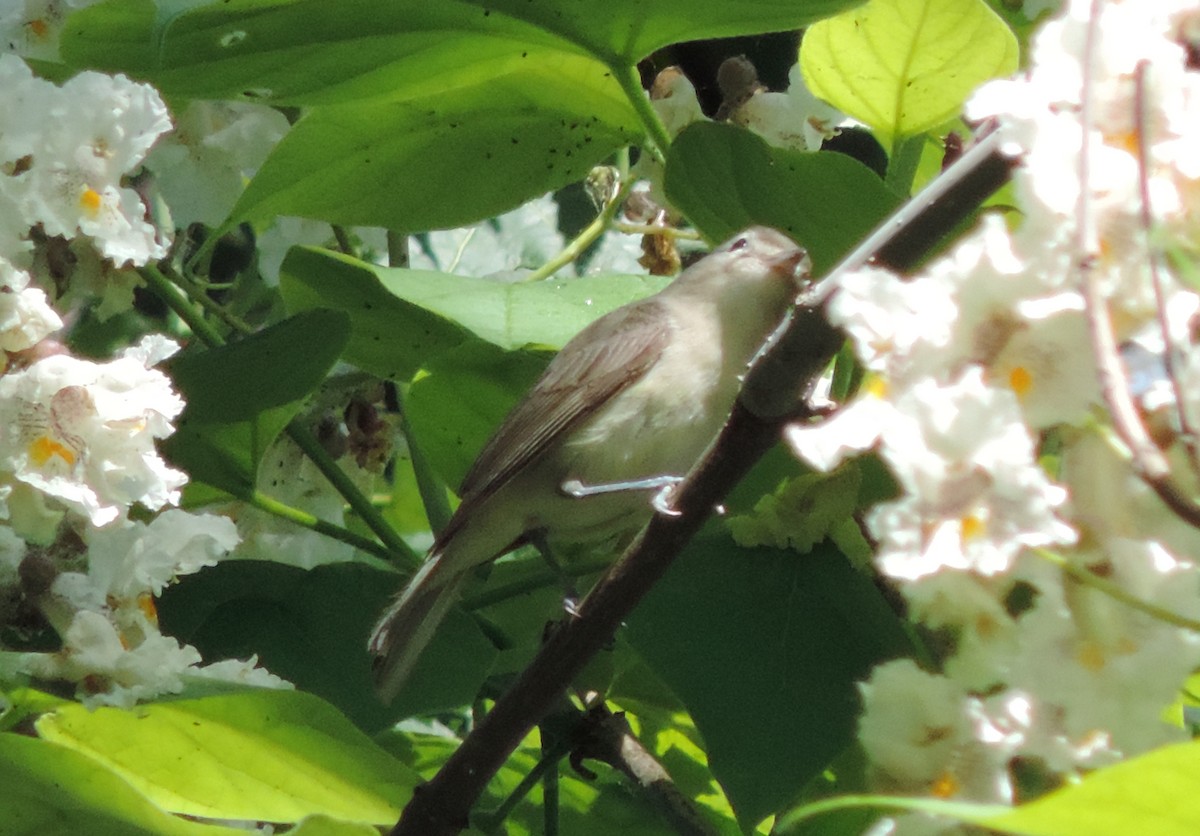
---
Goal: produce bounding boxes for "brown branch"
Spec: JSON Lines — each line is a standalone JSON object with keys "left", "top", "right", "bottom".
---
{"left": 572, "top": 704, "right": 717, "bottom": 836}
{"left": 1133, "top": 60, "right": 1200, "bottom": 473}
{"left": 1077, "top": 4, "right": 1200, "bottom": 529}
{"left": 390, "top": 130, "right": 1016, "bottom": 836}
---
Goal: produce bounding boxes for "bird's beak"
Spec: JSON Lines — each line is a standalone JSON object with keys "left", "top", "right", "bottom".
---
{"left": 766, "top": 247, "right": 809, "bottom": 287}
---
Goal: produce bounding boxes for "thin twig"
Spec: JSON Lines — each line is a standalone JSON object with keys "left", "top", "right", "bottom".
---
{"left": 573, "top": 704, "right": 718, "bottom": 836}
{"left": 1076, "top": 2, "right": 1200, "bottom": 529}
{"left": 1133, "top": 60, "right": 1200, "bottom": 471}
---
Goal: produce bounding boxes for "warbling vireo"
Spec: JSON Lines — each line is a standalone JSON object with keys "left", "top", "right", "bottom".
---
{"left": 370, "top": 226, "right": 808, "bottom": 702}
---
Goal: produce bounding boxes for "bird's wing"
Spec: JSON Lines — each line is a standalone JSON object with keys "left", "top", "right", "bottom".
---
{"left": 434, "top": 298, "right": 669, "bottom": 551}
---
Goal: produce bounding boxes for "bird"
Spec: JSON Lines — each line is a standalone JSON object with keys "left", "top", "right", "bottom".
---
{"left": 369, "top": 226, "right": 808, "bottom": 703}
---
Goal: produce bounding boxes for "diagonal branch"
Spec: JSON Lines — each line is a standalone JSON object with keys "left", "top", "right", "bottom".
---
{"left": 391, "top": 130, "right": 1016, "bottom": 836}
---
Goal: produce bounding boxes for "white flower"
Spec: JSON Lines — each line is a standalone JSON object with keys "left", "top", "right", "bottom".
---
{"left": 86, "top": 509, "right": 239, "bottom": 600}
{"left": 732, "top": 64, "right": 845, "bottom": 151}
{"left": 22, "top": 609, "right": 203, "bottom": 707}
{"left": 0, "top": 257, "right": 62, "bottom": 353}
{"left": 146, "top": 100, "right": 290, "bottom": 228}
{"left": 1007, "top": 541, "right": 1200, "bottom": 760}
{"left": 858, "top": 659, "right": 1017, "bottom": 803}
{"left": 867, "top": 370, "right": 1075, "bottom": 580}
{"left": 0, "top": 342, "right": 186, "bottom": 525}
{"left": 0, "top": 54, "right": 173, "bottom": 265}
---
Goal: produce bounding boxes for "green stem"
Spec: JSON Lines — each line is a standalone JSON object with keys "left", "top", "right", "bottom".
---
{"left": 399, "top": 387, "right": 452, "bottom": 535}
{"left": 524, "top": 175, "right": 636, "bottom": 283}
{"left": 475, "top": 733, "right": 573, "bottom": 834}
{"left": 144, "top": 262, "right": 414, "bottom": 568}
{"left": 139, "top": 263, "right": 225, "bottom": 346}
{"left": 614, "top": 62, "right": 671, "bottom": 163}
{"left": 885, "top": 134, "right": 925, "bottom": 196}
{"left": 247, "top": 490, "right": 395, "bottom": 569}
{"left": 1035, "top": 548, "right": 1200, "bottom": 632}
{"left": 387, "top": 229, "right": 410, "bottom": 268}
{"left": 287, "top": 422, "right": 420, "bottom": 569}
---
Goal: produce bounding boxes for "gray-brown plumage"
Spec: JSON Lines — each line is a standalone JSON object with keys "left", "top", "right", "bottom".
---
{"left": 370, "top": 226, "right": 807, "bottom": 703}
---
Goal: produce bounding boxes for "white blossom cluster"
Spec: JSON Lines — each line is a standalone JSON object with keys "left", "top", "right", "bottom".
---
{"left": 0, "top": 37, "right": 288, "bottom": 704}
{"left": 788, "top": 0, "right": 1200, "bottom": 825}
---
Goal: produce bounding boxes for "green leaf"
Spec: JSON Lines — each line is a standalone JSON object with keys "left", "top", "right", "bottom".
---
{"left": 229, "top": 60, "right": 641, "bottom": 232}
{"left": 981, "top": 739, "right": 1200, "bottom": 836}
{"left": 35, "top": 690, "right": 417, "bottom": 825}
{"left": 62, "top": 0, "right": 862, "bottom": 232}
{"left": 278, "top": 248, "right": 472, "bottom": 382}
{"left": 405, "top": 340, "right": 551, "bottom": 490}
{"left": 280, "top": 247, "right": 667, "bottom": 380}
{"left": 62, "top": 0, "right": 858, "bottom": 102}
{"left": 664, "top": 123, "right": 900, "bottom": 275}
{"left": 287, "top": 816, "right": 382, "bottom": 836}
{"left": 157, "top": 560, "right": 498, "bottom": 728}
{"left": 780, "top": 741, "right": 1200, "bottom": 835}
{"left": 0, "top": 733, "right": 239, "bottom": 836}
{"left": 624, "top": 536, "right": 910, "bottom": 828}
{"left": 161, "top": 309, "right": 350, "bottom": 498}
{"left": 800, "top": 0, "right": 1019, "bottom": 139}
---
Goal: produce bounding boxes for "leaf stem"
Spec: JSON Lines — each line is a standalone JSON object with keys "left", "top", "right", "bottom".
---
{"left": 247, "top": 489, "right": 396, "bottom": 568}
{"left": 613, "top": 62, "right": 671, "bottom": 163}
{"left": 523, "top": 174, "right": 636, "bottom": 282}
{"left": 287, "top": 422, "right": 421, "bottom": 568}
{"left": 1034, "top": 548, "right": 1200, "bottom": 632}
{"left": 885, "top": 134, "right": 925, "bottom": 196}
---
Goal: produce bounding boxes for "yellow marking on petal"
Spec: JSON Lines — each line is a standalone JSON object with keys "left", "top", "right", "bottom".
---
{"left": 29, "top": 435, "right": 76, "bottom": 466}
{"left": 79, "top": 187, "right": 102, "bottom": 216}
{"left": 866, "top": 376, "right": 889, "bottom": 399}
{"left": 961, "top": 514, "right": 986, "bottom": 541}
{"left": 1108, "top": 131, "right": 1139, "bottom": 155}
{"left": 930, "top": 771, "right": 959, "bottom": 799}
{"left": 1008, "top": 366, "right": 1033, "bottom": 399}
{"left": 27, "top": 18, "right": 49, "bottom": 38}
{"left": 1077, "top": 640, "right": 1107, "bottom": 672}
{"left": 137, "top": 593, "right": 159, "bottom": 625}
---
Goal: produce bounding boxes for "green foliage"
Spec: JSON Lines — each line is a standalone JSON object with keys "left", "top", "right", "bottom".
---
{"left": 0, "top": 733, "right": 234, "bottom": 836}
{"left": 801, "top": 0, "right": 1018, "bottom": 141}
{"left": 163, "top": 309, "right": 350, "bottom": 498}
{"left": 779, "top": 739, "right": 1200, "bottom": 835}
{"left": 664, "top": 123, "right": 901, "bottom": 275}
{"left": 624, "top": 535, "right": 911, "bottom": 827}
{"left": 35, "top": 690, "right": 416, "bottom": 825}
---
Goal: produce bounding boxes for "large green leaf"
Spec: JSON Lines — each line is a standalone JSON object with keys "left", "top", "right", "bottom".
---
{"left": 162, "top": 309, "right": 350, "bottom": 498}
{"left": 36, "top": 690, "right": 417, "bottom": 825}
{"left": 62, "top": 0, "right": 859, "bottom": 102}
{"left": 405, "top": 340, "right": 551, "bottom": 490}
{"left": 157, "top": 560, "right": 498, "bottom": 728}
{"left": 800, "top": 0, "right": 1018, "bottom": 139}
{"left": 0, "top": 733, "right": 233, "bottom": 836}
{"left": 664, "top": 123, "right": 900, "bottom": 275}
{"left": 62, "top": 0, "right": 862, "bottom": 233}
{"left": 280, "top": 246, "right": 668, "bottom": 379}
{"left": 780, "top": 739, "right": 1200, "bottom": 835}
{"left": 228, "top": 59, "right": 641, "bottom": 232}
{"left": 624, "top": 535, "right": 910, "bottom": 828}
{"left": 982, "top": 739, "right": 1200, "bottom": 836}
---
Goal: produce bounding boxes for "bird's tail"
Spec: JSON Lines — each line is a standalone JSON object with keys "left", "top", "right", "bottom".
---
{"left": 368, "top": 552, "right": 468, "bottom": 704}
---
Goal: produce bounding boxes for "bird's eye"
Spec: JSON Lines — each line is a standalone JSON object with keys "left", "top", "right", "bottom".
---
{"left": 729, "top": 237, "right": 749, "bottom": 252}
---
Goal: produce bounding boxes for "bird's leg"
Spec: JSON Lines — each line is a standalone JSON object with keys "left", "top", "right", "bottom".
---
{"left": 558, "top": 475, "right": 682, "bottom": 498}
{"left": 528, "top": 529, "right": 581, "bottom": 616}
{"left": 560, "top": 476, "right": 686, "bottom": 518}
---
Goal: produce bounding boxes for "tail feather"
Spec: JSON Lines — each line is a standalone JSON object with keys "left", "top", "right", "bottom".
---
{"left": 369, "top": 553, "right": 467, "bottom": 704}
